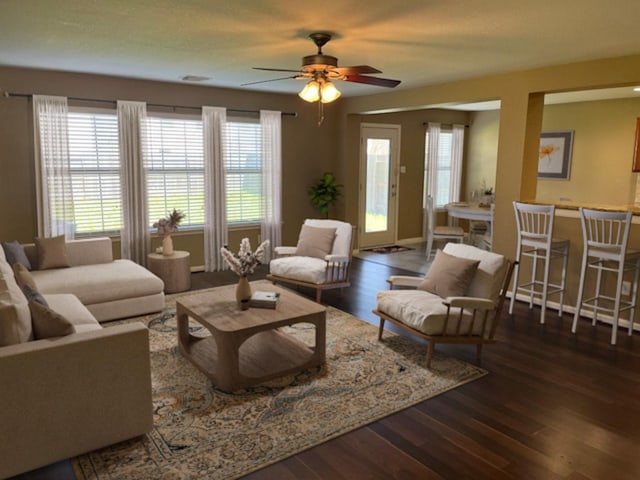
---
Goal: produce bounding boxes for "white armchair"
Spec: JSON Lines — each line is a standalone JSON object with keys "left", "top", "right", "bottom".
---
{"left": 373, "top": 243, "right": 515, "bottom": 367}
{"left": 267, "top": 219, "right": 355, "bottom": 303}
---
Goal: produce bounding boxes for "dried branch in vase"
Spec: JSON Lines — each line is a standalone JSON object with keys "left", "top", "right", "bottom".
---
{"left": 221, "top": 238, "right": 270, "bottom": 277}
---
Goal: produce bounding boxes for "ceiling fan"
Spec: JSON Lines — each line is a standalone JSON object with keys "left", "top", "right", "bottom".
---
{"left": 243, "top": 32, "right": 401, "bottom": 104}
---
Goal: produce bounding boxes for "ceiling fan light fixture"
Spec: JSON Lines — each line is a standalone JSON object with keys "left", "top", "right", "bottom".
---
{"left": 320, "top": 80, "right": 341, "bottom": 103}
{"left": 298, "top": 80, "right": 321, "bottom": 102}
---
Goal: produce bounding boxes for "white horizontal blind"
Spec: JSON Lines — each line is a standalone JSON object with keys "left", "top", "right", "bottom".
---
{"left": 425, "top": 129, "right": 454, "bottom": 208}
{"left": 67, "top": 111, "right": 122, "bottom": 234}
{"left": 66, "top": 111, "right": 264, "bottom": 234}
{"left": 145, "top": 116, "right": 205, "bottom": 228}
{"left": 225, "top": 120, "right": 262, "bottom": 224}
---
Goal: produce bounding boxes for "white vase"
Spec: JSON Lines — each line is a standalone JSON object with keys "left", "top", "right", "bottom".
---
{"left": 162, "top": 235, "right": 174, "bottom": 256}
{"left": 235, "top": 276, "right": 252, "bottom": 307}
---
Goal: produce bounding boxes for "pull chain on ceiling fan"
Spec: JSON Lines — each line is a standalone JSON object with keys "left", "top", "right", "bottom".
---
{"left": 243, "top": 32, "right": 401, "bottom": 125}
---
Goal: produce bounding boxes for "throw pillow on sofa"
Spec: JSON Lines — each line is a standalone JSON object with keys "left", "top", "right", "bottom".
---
{"left": 22, "top": 285, "right": 48, "bottom": 307}
{"left": 29, "top": 301, "right": 75, "bottom": 339}
{"left": 34, "top": 235, "right": 71, "bottom": 270}
{"left": 1, "top": 240, "right": 31, "bottom": 270}
{"left": 13, "top": 263, "right": 37, "bottom": 291}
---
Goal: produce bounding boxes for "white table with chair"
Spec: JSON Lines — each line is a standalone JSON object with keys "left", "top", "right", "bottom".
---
{"left": 425, "top": 196, "right": 465, "bottom": 260}
{"left": 446, "top": 202, "right": 495, "bottom": 250}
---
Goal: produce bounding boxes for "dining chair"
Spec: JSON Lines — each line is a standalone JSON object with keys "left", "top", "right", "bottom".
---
{"left": 475, "top": 203, "right": 495, "bottom": 251}
{"left": 509, "top": 202, "right": 569, "bottom": 324}
{"left": 425, "top": 195, "right": 464, "bottom": 260}
{"left": 571, "top": 208, "right": 640, "bottom": 344}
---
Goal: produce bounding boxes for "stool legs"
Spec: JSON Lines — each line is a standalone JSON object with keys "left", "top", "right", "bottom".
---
{"left": 571, "top": 251, "right": 589, "bottom": 335}
{"left": 572, "top": 255, "right": 640, "bottom": 345}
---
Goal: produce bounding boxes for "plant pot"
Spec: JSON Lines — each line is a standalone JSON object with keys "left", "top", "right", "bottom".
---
{"left": 235, "top": 276, "right": 252, "bottom": 306}
{"left": 162, "top": 235, "right": 174, "bottom": 256}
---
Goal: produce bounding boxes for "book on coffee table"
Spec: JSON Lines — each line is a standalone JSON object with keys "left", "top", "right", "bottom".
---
{"left": 249, "top": 291, "right": 280, "bottom": 309}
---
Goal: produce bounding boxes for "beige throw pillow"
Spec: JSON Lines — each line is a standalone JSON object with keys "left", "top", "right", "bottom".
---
{"left": 296, "top": 225, "right": 337, "bottom": 259}
{"left": 418, "top": 249, "right": 480, "bottom": 298}
{"left": 34, "top": 235, "right": 70, "bottom": 270}
{"left": 13, "top": 263, "right": 37, "bottom": 290}
{"left": 29, "top": 301, "right": 75, "bottom": 339}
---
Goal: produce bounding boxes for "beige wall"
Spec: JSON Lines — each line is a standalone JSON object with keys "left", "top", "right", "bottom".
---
{"left": 466, "top": 110, "right": 500, "bottom": 197}
{"left": 0, "top": 66, "right": 342, "bottom": 265}
{"left": 538, "top": 97, "right": 640, "bottom": 205}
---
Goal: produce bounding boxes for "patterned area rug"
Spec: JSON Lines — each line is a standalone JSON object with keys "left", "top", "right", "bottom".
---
{"left": 361, "top": 245, "right": 413, "bottom": 253}
{"left": 72, "top": 288, "right": 486, "bottom": 479}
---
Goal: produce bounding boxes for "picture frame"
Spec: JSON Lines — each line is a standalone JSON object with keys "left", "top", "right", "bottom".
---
{"left": 632, "top": 118, "right": 640, "bottom": 172}
{"left": 538, "top": 130, "right": 574, "bottom": 180}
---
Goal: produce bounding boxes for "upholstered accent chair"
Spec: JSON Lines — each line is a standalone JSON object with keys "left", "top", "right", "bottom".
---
{"left": 373, "top": 243, "right": 515, "bottom": 367}
{"left": 267, "top": 219, "right": 355, "bottom": 303}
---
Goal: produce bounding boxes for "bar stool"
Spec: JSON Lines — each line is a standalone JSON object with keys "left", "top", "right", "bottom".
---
{"left": 571, "top": 208, "right": 640, "bottom": 344}
{"left": 509, "top": 202, "right": 570, "bottom": 324}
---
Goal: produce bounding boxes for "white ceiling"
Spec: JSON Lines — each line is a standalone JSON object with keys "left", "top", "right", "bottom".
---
{"left": 2, "top": 0, "right": 640, "bottom": 103}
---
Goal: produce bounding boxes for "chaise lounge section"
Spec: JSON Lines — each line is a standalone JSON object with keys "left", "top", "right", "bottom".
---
{"left": 23, "top": 236, "right": 165, "bottom": 321}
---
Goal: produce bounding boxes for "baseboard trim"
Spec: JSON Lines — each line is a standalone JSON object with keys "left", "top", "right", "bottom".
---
{"left": 508, "top": 291, "right": 640, "bottom": 332}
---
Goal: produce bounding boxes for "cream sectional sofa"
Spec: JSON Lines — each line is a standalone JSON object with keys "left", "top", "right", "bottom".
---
{"left": 0, "top": 240, "right": 158, "bottom": 478}
{"left": 23, "top": 236, "right": 165, "bottom": 322}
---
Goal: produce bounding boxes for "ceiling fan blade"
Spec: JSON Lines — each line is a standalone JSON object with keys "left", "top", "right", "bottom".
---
{"left": 240, "top": 75, "right": 298, "bottom": 87}
{"left": 343, "top": 74, "right": 401, "bottom": 88}
{"left": 332, "top": 65, "right": 382, "bottom": 75}
{"left": 253, "top": 67, "right": 301, "bottom": 73}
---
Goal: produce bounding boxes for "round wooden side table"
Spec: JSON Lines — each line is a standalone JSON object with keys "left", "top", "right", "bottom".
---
{"left": 147, "top": 250, "right": 191, "bottom": 293}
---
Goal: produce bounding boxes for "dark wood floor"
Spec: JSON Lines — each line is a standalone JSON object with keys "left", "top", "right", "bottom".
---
{"left": 14, "top": 257, "right": 640, "bottom": 479}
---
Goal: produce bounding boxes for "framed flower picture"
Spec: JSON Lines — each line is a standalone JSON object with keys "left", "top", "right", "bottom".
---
{"left": 538, "top": 130, "right": 574, "bottom": 180}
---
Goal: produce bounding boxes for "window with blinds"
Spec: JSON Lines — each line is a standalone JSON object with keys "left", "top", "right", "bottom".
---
{"left": 225, "top": 120, "right": 262, "bottom": 225}
{"left": 64, "top": 111, "right": 264, "bottom": 235}
{"left": 145, "top": 116, "right": 205, "bottom": 229}
{"left": 425, "top": 129, "right": 454, "bottom": 208}
{"left": 67, "top": 110, "right": 122, "bottom": 234}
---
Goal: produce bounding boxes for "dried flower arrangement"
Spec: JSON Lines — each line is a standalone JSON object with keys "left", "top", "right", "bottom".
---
{"left": 153, "top": 209, "right": 185, "bottom": 237}
{"left": 221, "top": 238, "right": 270, "bottom": 277}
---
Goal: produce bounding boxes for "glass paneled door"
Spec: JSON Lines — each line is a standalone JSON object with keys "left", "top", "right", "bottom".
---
{"left": 359, "top": 124, "right": 401, "bottom": 249}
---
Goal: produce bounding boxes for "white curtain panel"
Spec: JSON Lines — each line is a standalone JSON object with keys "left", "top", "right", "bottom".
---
{"left": 424, "top": 122, "right": 441, "bottom": 236}
{"left": 203, "top": 106, "right": 227, "bottom": 272}
{"left": 260, "top": 110, "right": 282, "bottom": 262}
{"left": 32, "top": 95, "right": 75, "bottom": 239}
{"left": 118, "top": 100, "right": 149, "bottom": 265}
{"left": 426, "top": 122, "right": 441, "bottom": 200}
{"left": 450, "top": 124, "right": 465, "bottom": 203}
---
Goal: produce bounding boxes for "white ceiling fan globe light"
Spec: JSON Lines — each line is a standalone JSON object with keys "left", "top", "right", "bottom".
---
{"left": 320, "top": 80, "right": 341, "bottom": 103}
{"left": 298, "top": 80, "right": 321, "bottom": 102}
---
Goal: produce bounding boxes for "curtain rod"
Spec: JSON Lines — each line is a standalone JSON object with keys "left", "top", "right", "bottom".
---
{"left": 3, "top": 91, "right": 298, "bottom": 117}
{"left": 422, "top": 122, "right": 469, "bottom": 127}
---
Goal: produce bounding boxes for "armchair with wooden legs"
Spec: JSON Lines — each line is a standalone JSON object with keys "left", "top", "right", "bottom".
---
{"left": 267, "top": 219, "right": 355, "bottom": 303}
{"left": 373, "top": 243, "right": 515, "bottom": 368}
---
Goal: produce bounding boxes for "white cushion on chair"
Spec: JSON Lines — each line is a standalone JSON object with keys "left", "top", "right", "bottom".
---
{"left": 376, "top": 289, "right": 483, "bottom": 336}
{"left": 269, "top": 256, "right": 328, "bottom": 284}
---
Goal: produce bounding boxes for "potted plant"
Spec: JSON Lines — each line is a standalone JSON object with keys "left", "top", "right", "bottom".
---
{"left": 308, "top": 172, "right": 342, "bottom": 218}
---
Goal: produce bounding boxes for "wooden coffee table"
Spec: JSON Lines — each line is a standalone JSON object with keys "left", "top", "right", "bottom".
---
{"left": 176, "top": 281, "right": 326, "bottom": 391}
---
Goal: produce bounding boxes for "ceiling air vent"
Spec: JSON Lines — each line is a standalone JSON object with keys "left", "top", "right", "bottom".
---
{"left": 181, "top": 75, "right": 210, "bottom": 82}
